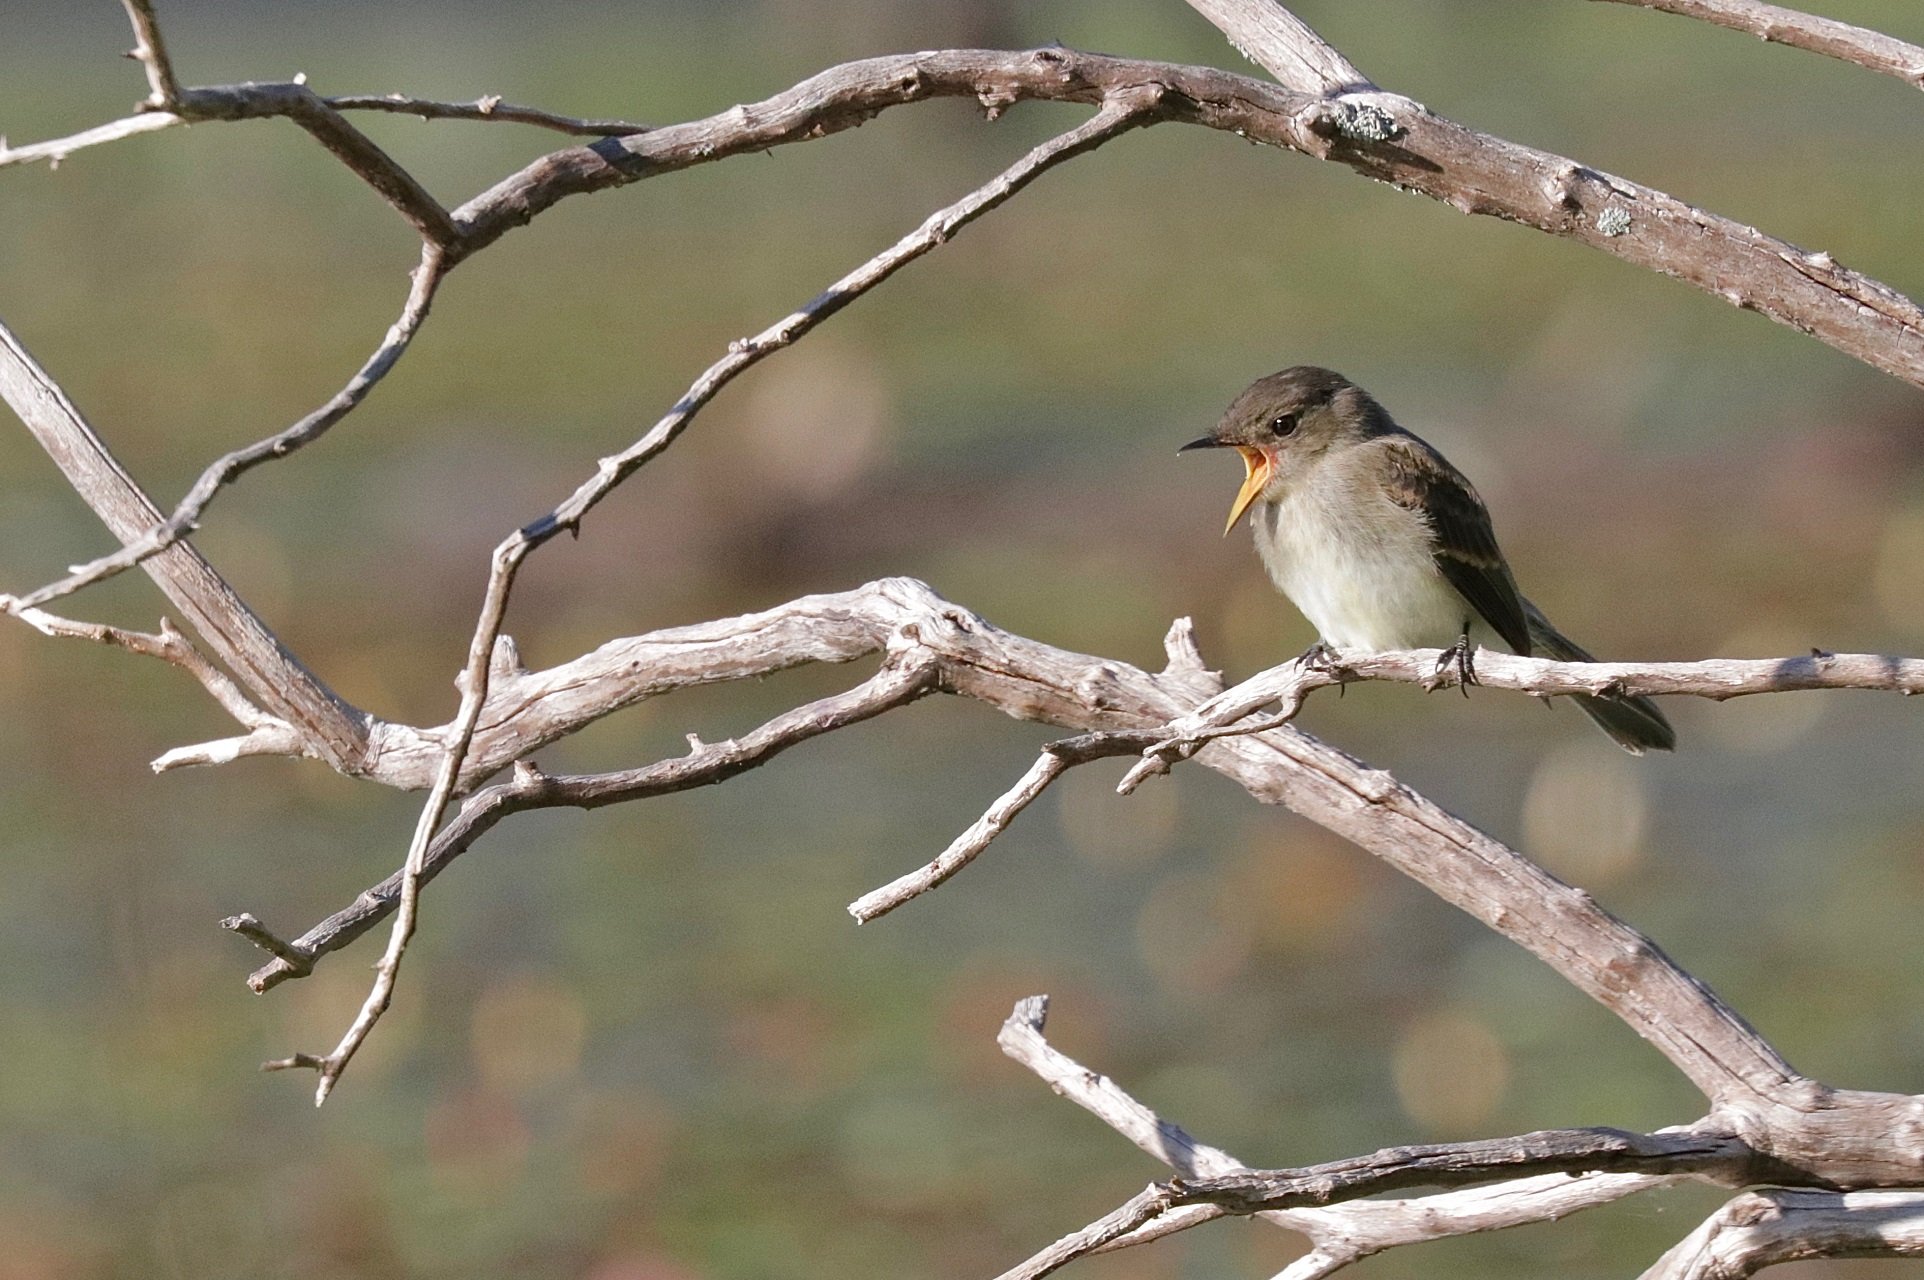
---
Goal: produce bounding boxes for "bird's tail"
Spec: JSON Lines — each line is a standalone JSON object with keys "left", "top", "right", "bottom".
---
{"left": 1522, "top": 601, "right": 1676, "bottom": 756}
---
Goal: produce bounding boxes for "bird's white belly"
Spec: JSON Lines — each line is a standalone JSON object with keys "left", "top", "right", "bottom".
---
{"left": 1252, "top": 492, "right": 1479, "bottom": 651}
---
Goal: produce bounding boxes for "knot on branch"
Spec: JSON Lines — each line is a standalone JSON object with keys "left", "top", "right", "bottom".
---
{"left": 1305, "top": 96, "right": 1405, "bottom": 143}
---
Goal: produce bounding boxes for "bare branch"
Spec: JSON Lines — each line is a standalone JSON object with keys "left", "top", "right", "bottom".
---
{"left": 450, "top": 47, "right": 1924, "bottom": 388}
{"left": 326, "top": 92, "right": 650, "bottom": 136}
{"left": 326, "top": 623, "right": 1924, "bottom": 798}
{"left": 182, "top": 84, "right": 458, "bottom": 244}
{"left": 1334, "top": 646, "right": 1924, "bottom": 701}
{"left": 13, "top": 243, "right": 449, "bottom": 610}
{"left": 241, "top": 659, "right": 939, "bottom": 993}
{"left": 996, "top": 995, "right": 1677, "bottom": 1273}
{"left": 1114, "top": 643, "right": 1924, "bottom": 793}
{"left": 1642, "top": 1189, "right": 1924, "bottom": 1279}
{"left": 992, "top": 1184, "right": 1204, "bottom": 1280}
{"left": 995, "top": 1127, "right": 1750, "bottom": 1280}
{"left": 241, "top": 577, "right": 1825, "bottom": 1129}
{"left": 152, "top": 724, "right": 307, "bottom": 772}
{"left": 0, "top": 319, "right": 369, "bottom": 771}
{"left": 12, "top": 39, "right": 1923, "bottom": 387}
{"left": 4, "top": 606, "right": 272, "bottom": 727}
{"left": 1179, "top": 0, "right": 1374, "bottom": 94}
{"left": 0, "top": 111, "right": 183, "bottom": 169}
{"left": 219, "top": 913, "right": 311, "bottom": 978}
{"left": 1595, "top": 0, "right": 1924, "bottom": 91}
{"left": 259, "top": 94, "right": 1159, "bottom": 1104}
{"left": 849, "top": 731, "right": 1159, "bottom": 922}
{"left": 118, "top": 0, "right": 182, "bottom": 109}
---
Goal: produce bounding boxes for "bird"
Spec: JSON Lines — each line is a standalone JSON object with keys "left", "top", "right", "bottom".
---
{"left": 1181, "top": 366, "right": 1674, "bottom": 754}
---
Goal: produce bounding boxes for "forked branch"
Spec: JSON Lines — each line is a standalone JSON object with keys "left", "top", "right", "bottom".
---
{"left": 997, "top": 995, "right": 1680, "bottom": 1276}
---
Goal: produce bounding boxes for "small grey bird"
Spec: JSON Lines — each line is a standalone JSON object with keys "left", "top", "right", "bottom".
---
{"left": 1183, "top": 366, "right": 1674, "bottom": 754}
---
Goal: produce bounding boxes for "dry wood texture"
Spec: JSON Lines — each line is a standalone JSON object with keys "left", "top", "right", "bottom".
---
{"left": 4, "top": 0, "right": 1924, "bottom": 1271}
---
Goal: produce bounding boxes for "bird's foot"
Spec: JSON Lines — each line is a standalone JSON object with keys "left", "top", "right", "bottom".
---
{"left": 1294, "top": 641, "right": 1349, "bottom": 697}
{"left": 1294, "top": 640, "right": 1343, "bottom": 674}
{"left": 1424, "top": 635, "right": 1477, "bottom": 696}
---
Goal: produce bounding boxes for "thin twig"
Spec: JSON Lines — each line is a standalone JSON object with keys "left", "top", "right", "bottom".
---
{"left": 1593, "top": 0, "right": 1924, "bottom": 91}
{"left": 240, "top": 660, "right": 938, "bottom": 992}
{"left": 995, "top": 1127, "right": 1752, "bottom": 1280}
{"left": 849, "top": 730, "right": 1156, "bottom": 922}
{"left": 3, "top": 606, "right": 270, "bottom": 729}
{"left": 256, "top": 97, "right": 1158, "bottom": 1101}
{"left": 996, "top": 996, "right": 1677, "bottom": 1273}
{"left": 118, "top": 0, "right": 182, "bottom": 109}
{"left": 12, "top": 243, "right": 449, "bottom": 610}
{"left": 992, "top": 1185, "right": 1199, "bottom": 1280}
{"left": 219, "top": 913, "right": 312, "bottom": 977}
{"left": 0, "top": 112, "right": 183, "bottom": 169}
{"left": 0, "top": 319, "right": 369, "bottom": 769}
{"left": 184, "top": 83, "right": 460, "bottom": 244}
{"left": 326, "top": 92, "right": 651, "bottom": 135}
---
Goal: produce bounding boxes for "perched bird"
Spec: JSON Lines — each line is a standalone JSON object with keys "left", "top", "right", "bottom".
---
{"left": 1182, "top": 366, "right": 1674, "bottom": 754}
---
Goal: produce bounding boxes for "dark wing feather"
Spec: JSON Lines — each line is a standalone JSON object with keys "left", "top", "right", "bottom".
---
{"left": 1379, "top": 435, "right": 1532, "bottom": 654}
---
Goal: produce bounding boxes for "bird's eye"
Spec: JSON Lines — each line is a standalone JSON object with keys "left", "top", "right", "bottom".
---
{"left": 1270, "top": 412, "right": 1299, "bottom": 437}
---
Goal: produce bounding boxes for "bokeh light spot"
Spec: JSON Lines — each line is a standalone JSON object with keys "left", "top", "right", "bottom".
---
{"left": 1392, "top": 1009, "right": 1510, "bottom": 1135}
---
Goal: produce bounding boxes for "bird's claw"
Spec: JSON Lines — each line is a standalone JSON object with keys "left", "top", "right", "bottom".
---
{"left": 1295, "top": 641, "right": 1343, "bottom": 674}
{"left": 1424, "top": 635, "right": 1477, "bottom": 696}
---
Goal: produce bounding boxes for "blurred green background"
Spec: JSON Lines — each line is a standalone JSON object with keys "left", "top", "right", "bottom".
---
{"left": 4, "top": 1, "right": 1924, "bottom": 1276}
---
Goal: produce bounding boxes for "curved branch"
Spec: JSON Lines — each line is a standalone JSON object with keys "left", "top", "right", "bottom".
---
{"left": 995, "top": 1127, "right": 1752, "bottom": 1280}
{"left": 1642, "top": 1188, "right": 1924, "bottom": 1279}
{"left": 449, "top": 46, "right": 1924, "bottom": 387}
{"left": 13, "top": 242, "right": 449, "bottom": 610}
{"left": 850, "top": 732, "right": 1158, "bottom": 922}
{"left": 250, "top": 102, "right": 1154, "bottom": 1099}
{"left": 248, "top": 577, "right": 1809, "bottom": 1115}
{"left": 996, "top": 995, "right": 1676, "bottom": 1274}
{"left": 1595, "top": 0, "right": 1924, "bottom": 91}
{"left": 238, "top": 657, "right": 937, "bottom": 992}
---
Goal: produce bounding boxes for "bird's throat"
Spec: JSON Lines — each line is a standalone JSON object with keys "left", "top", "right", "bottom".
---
{"left": 1224, "top": 446, "right": 1273, "bottom": 535}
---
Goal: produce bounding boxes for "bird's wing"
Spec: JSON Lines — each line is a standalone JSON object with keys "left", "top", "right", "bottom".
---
{"left": 1379, "top": 435, "right": 1532, "bottom": 654}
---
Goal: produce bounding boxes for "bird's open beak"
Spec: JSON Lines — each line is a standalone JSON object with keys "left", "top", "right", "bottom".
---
{"left": 1222, "top": 446, "right": 1271, "bottom": 535}
{"left": 1182, "top": 436, "right": 1272, "bottom": 536}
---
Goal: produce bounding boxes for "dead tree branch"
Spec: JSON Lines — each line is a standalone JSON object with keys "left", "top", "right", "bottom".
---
{"left": 11, "top": 243, "right": 448, "bottom": 610}
{"left": 1110, "top": 644, "right": 1924, "bottom": 793}
{"left": 10, "top": 1, "right": 1924, "bottom": 1268}
{"left": 251, "top": 99, "right": 1154, "bottom": 1102}
{"left": 222, "top": 574, "right": 1924, "bottom": 1200}
{"left": 0, "top": 321, "right": 369, "bottom": 772}
{"left": 994, "top": 1128, "right": 1750, "bottom": 1280}
{"left": 1594, "top": 0, "right": 1924, "bottom": 91}
{"left": 239, "top": 655, "right": 940, "bottom": 993}
{"left": 324, "top": 93, "right": 652, "bottom": 136}
{"left": 997, "top": 995, "right": 1678, "bottom": 1275}
{"left": 117, "top": 0, "right": 182, "bottom": 110}
{"left": 1640, "top": 1188, "right": 1924, "bottom": 1278}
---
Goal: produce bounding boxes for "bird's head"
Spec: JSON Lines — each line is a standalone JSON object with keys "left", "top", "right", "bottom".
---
{"left": 1181, "top": 366, "right": 1382, "bottom": 534}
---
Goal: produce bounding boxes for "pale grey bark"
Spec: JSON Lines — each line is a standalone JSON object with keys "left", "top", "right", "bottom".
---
{"left": 5, "top": 0, "right": 1924, "bottom": 1269}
